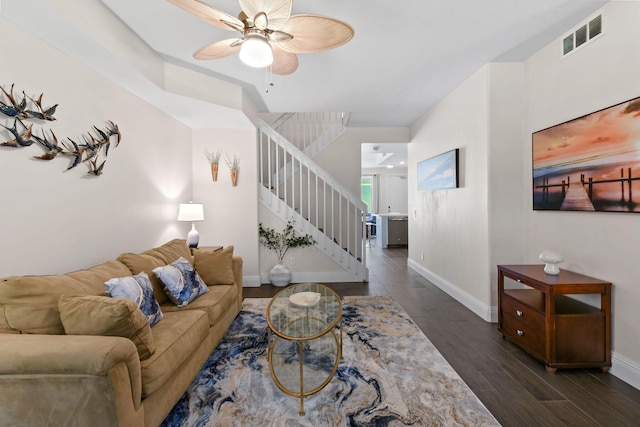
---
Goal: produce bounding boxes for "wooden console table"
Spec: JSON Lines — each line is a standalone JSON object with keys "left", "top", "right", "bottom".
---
{"left": 497, "top": 265, "right": 611, "bottom": 373}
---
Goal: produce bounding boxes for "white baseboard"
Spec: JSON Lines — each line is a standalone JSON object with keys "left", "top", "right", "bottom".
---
{"left": 611, "top": 351, "right": 640, "bottom": 390}
{"left": 407, "top": 258, "right": 495, "bottom": 322}
{"left": 258, "top": 271, "right": 367, "bottom": 285}
{"left": 242, "top": 275, "right": 261, "bottom": 287}
{"left": 406, "top": 258, "right": 640, "bottom": 391}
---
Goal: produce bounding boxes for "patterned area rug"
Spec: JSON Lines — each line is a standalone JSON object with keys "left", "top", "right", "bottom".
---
{"left": 162, "top": 296, "right": 500, "bottom": 426}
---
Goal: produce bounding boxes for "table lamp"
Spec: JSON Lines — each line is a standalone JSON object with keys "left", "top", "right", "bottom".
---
{"left": 178, "top": 202, "right": 204, "bottom": 248}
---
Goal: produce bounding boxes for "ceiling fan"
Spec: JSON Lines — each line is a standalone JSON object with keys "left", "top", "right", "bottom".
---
{"left": 168, "top": 0, "right": 354, "bottom": 75}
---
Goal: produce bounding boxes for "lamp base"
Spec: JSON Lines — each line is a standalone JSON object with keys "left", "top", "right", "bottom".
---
{"left": 187, "top": 223, "right": 200, "bottom": 248}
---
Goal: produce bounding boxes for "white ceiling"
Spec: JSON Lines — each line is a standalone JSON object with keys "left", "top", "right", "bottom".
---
{"left": 1, "top": 0, "right": 607, "bottom": 129}
{"left": 99, "top": 0, "right": 607, "bottom": 127}
{"left": 361, "top": 143, "right": 407, "bottom": 170}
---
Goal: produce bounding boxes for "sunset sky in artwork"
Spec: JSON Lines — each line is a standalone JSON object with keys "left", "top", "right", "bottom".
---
{"left": 532, "top": 98, "right": 640, "bottom": 170}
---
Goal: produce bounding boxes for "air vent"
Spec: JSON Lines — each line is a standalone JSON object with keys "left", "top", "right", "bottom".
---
{"left": 575, "top": 25, "right": 587, "bottom": 48}
{"left": 562, "top": 13, "right": 604, "bottom": 56}
{"left": 589, "top": 14, "right": 602, "bottom": 38}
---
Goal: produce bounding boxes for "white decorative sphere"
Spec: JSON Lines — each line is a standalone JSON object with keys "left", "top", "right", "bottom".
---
{"left": 539, "top": 250, "right": 563, "bottom": 275}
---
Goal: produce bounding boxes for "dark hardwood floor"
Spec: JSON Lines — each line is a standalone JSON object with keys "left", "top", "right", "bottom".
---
{"left": 244, "top": 245, "right": 640, "bottom": 426}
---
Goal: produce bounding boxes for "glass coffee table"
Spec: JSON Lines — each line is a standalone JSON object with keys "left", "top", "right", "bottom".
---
{"left": 266, "top": 282, "right": 342, "bottom": 416}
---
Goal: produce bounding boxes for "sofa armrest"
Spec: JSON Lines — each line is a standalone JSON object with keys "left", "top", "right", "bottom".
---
{"left": 232, "top": 256, "right": 243, "bottom": 309}
{"left": 0, "top": 334, "right": 143, "bottom": 426}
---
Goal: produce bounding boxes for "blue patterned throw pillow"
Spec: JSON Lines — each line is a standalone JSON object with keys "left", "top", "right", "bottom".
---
{"left": 104, "top": 272, "right": 163, "bottom": 326}
{"left": 153, "top": 257, "right": 208, "bottom": 307}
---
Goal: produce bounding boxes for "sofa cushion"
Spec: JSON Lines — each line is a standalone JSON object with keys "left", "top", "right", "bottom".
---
{"left": 193, "top": 246, "right": 235, "bottom": 285}
{"left": 161, "top": 284, "right": 238, "bottom": 326}
{"left": 58, "top": 295, "right": 155, "bottom": 360}
{"left": 153, "top": 257, "right": 208, "bottom": 307}
{"left": 140, "top": 310, "right": 209, "bottom": 397}
{"left": 0, "top": 260, "right": 132, "bottom": 334}
{"left": 116, "top": 253, "right": 169, "bottom": 305}
{"left": 117, "top": 239, "right": 193, "bottom": 305}
{"left": 104, "top": 272, "right": 163, "bottom": 326}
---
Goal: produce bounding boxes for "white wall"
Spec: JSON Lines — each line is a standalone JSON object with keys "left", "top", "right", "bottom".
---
{"left": 487, "top": 63, "right": 527, "bottom": 306}
{"left": 191, "top": 129, "right": 260, "bottom": 285}
{"left": 524, "top": 1, "right": 640, "bottom": 387}
{"left": 408, "top": 65, "right": 493, "bottom": 315}
{"left": 407, "top": 1, "right": 640, "bottom": 389}
{"left": 316, "top": 127, "right": 410, "bottom": 196}
{"left": 0, "top": 16, "right": 193, "bottom": 276}
{"left": 408, "top": 63, "right": 525, "bottom": 313}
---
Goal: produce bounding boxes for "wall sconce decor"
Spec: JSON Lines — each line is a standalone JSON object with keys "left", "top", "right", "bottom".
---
{"left": 225, "top": 153, "right": 239, "bottom": 187}
{"left": 205, "top": 148, "right": 221, "bottom": 182}
{"left": 178, "top": 201, "right": 204, "bottom": 248}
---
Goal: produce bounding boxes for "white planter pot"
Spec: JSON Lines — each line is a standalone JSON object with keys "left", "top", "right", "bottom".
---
{"left": 269, "top": 263, "right": 291, "bottom": 287}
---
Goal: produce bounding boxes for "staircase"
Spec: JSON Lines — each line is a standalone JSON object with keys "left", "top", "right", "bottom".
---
{"left": 258, "top": 115, "right": 368, "bottom": 282}
{"left": 272, "top": 112, "right": 349, "bottom": 158}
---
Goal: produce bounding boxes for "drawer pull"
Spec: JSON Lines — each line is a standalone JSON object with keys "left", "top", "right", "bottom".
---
{"left": 517, "top": 330, "right": 524, "bottom": 336}
{"left": 516, "top": 310, "right": 523, "bottom": 317}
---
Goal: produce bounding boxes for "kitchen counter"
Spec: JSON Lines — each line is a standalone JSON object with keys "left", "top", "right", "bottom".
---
{"left": 374, "top": 214, "right": 408, "bottom": 248}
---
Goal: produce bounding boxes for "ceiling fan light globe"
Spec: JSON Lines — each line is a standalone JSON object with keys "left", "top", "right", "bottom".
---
{"left": 239, "top": 37, "right": 273, "bottom": 68}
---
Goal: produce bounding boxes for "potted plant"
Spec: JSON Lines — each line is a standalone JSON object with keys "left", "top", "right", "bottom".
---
{"left": 225, "top": 153, "right": 239, "bottom": 186}
{"left": 205, "top": 148, "right": 221, "bottom": 182}
{"left": 259, "top": 219, "right": 315, "bottom": 286}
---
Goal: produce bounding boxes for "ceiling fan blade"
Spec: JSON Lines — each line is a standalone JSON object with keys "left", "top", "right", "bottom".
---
{"left": 239, "top": 0, "right": 292, "bottom": 30}
{"left": 193, "top": 39, "right": 242, "bottom": 60}
{"left": 271, "top": 45, "right": 298, "bottom": 75}
{"left": 254, "top": 12, "right": 268, "bottom": 30}
{"left": 221, "top": 19, "right": 245, "bottom": 32}
{"left": 168, "top": 0, "right": 243, "bottom": 31}
{"left": 278, "top": 15, "right": 354, "bottom": 53}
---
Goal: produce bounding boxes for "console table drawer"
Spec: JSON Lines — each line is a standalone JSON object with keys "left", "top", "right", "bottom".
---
{"left": 502, "top": 313, "right": 545, "bottom": 357}
{"left": 501, "top": 293, "right": 543, "bottom": 326}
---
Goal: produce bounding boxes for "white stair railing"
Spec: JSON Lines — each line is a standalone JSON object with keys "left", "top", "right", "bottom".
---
{"left": 258, "top": 119, "right": 367, "bottom": 281}
{"left": 273, "top": 112, "right": 350, "bottom": 157}
{"left": 271, "top": 112, "right": 350, "bottom": 186}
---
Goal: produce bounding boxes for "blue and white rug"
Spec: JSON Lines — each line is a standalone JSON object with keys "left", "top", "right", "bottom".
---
{"left": 162, "top": 296, "right": 500, "bottom": 426}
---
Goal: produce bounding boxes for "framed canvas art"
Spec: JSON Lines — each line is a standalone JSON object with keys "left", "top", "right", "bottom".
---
{"left": 532, "top": 96, "right": 640, "bottom": 213}
{"left": 417, "top": 148, "right": 459, "bottom": 191}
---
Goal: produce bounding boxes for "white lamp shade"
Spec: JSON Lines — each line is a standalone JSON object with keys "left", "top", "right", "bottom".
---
{"left": 177, "top": 203, "right": 204, "bottom": 222}
{"left": 239, "top": 37, "right": 273, "bottom": 68}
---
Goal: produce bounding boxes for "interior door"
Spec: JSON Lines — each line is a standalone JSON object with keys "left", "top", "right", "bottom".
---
{"left": 387, "top": 175, "right": 408, "bottom": 213}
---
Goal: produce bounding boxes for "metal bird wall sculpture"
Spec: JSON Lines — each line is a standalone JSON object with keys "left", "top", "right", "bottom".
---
{"left": 0, "top": 84, "right": 57, "bottom": 121}
{"left": 0, "top": 118, "right": 34, "bottom": 147}
{"left": 1, "top": 83, "right": 121, "bottom": 177}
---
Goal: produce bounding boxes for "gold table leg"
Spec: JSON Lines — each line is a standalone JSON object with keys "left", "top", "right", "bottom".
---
{"left": 298, "top": 340, "right": 305, "bottom": 416}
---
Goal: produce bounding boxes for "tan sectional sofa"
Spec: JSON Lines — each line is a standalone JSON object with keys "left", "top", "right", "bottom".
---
{"left": 0, "top": 239, "right": 243, "bottom": 427}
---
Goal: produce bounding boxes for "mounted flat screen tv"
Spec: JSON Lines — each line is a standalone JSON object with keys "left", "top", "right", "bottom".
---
{"left": 417, "top": 148, "right": 459, "bottom": 191}
{"left": 532, "top": 96, "right": 640, "bottom": 213}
